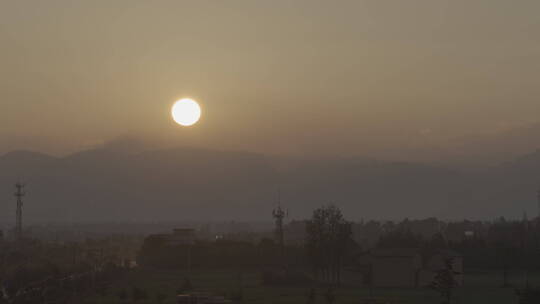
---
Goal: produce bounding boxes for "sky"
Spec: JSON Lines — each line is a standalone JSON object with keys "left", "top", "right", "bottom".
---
{"left": 1, "top": 0, "right": 540, "bottom": 162}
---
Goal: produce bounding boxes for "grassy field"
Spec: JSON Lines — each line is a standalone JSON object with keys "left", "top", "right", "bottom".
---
{"left": 85, "top": 268, "right": 533, "bottom": 304}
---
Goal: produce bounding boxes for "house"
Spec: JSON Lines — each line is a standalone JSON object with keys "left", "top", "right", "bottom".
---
{"left": 369, "top": 248, "right": 422, "bottom": 287}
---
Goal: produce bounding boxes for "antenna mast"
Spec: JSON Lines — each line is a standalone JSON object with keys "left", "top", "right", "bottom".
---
{"left": 272, "top": 190, "right": 287, "bottom": 260}
{"left": 14, "top": 182, "right": 25, "bottom": 240}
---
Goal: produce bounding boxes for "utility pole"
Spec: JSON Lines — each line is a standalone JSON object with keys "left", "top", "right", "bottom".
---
{"left": 537, "top": 186, "right": 540, "bottom": 219}
{"left": 14, "top": 182, "right": 25, "bottom": 240}
{"left": 523, "top": 210, "right": 530, "bottom": 288}
{"left": 272, "top": 190, "right": 287, "bottom": 266}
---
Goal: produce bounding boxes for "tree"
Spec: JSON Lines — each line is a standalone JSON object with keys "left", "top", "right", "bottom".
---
{"left": 377, "top": 229, "right": 423, "bottom": 248}
{"left": 431, "top": 258, "right": 459, "bottom": 304}
{"left": 306, "top": 204, "right": 353, "bottom": 285}
{"left": 489, "top": 220, "right": 521, "bottom": 288}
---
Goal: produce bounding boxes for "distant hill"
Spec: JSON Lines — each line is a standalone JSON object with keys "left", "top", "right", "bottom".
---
{"left": 0, "top": 146, "right": 539, "bottom": 223}
{"left": 429, "top": 123, "right": 540, "bottom": 166}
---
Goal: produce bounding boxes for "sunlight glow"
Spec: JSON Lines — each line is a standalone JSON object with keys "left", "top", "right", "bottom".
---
{"left": 171, "top": 98, "right": 201, "bottom": 126}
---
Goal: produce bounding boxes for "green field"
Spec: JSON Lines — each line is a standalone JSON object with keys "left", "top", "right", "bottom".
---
{"left": 87, "top": 268, "right": 534, "bottom": 304}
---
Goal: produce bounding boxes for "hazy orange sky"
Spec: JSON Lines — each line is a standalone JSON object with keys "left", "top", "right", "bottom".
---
{"left": 1, "top": 1, "right": 540, "bottom": 161}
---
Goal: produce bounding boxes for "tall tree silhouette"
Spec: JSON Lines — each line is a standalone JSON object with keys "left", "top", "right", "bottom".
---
{"left": 306, "top": 204, "right": 353, "bottom": 285}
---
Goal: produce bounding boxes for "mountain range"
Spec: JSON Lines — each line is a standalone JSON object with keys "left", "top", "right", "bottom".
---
{"left": 1, "top": 145, "right": 540, "bottom": 223}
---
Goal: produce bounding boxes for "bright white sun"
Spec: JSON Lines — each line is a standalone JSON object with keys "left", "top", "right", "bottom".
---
{"left": 171, "top": 98, "right": 201, "bottom": 126}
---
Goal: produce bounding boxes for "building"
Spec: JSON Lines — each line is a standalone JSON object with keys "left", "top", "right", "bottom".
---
{"left": 369, "top": 248, "right": 422, "bottom": 287}
{"left": 147, "top": 228, "right": 196, "bottom": 247}
{"left": 170, "top": 228, "right": 196, "bottom": 245}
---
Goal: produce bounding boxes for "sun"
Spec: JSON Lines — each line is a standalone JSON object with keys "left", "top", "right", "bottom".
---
{"left": 171, "top": 98, "right": 201, "bottom": 126}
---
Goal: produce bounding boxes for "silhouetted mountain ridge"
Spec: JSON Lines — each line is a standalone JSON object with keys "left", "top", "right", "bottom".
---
{"left": 0, "top": 147, "right": 538, "bottom": 222}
